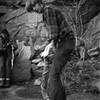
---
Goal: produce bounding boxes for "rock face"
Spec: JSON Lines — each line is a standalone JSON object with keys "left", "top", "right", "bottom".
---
{"left": 0, "top": 0, "right": 26, "bottom": 7}
{"left": 83, "top": 12, "right": 100, "bottom": 49}
{"left": 0, "top": 8, "right": 42, "bottom": 39}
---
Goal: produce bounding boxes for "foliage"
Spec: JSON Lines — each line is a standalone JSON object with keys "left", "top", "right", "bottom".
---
{"left": 61, "top": 54, "right": 100, "bottom": 95}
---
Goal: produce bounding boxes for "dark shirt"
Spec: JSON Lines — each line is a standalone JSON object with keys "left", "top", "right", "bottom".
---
{"left": 43, "top": 4, "right": 73, "bottom": 40}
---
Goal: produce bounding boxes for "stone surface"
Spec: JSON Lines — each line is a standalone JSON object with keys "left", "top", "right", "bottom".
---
{"left": 0, "top": 6, "right": 13, "bottom": 13}
{"left": 93, "top": 71, "right": 100, "bottom": 76}
{"left": 0, "top": 7, "right": 42, "bottom": 42}
{"left": 0, "top": 85, "right": 42, "bottom": 100}
{"left": 83, "top": 12, "right": 100, "bottom": 49}
{"left": 11, "top": 59, "right": 32, "bottom": 82}
{"left": 16, "top": 86, "right": 42, "bottom": 99}
{"left": 92, "top": 80, "right": 100, "bottom": 92}
{"left": 0, "top": 0, "right": 26, "bottom": 7}
{"left": 0, "top": 85, "right": 100, "bottom": 100}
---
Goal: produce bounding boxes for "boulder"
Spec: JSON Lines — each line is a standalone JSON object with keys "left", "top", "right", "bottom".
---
{"left": 11, "top": 59, "right": 32, "bottom": 82}
{"left": 93, "top": 70, "right": 100, "bottom": 76}
{"left": 92, "top": 80, "right": 100, "bottom": 91}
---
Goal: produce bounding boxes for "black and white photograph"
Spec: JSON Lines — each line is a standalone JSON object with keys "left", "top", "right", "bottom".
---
{"left": 0, "top": 0, "right": 100, "bottom": 100}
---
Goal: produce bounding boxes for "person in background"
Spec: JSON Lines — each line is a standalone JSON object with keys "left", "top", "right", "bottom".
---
{"left": 0, "top": 29, "right": 12, "bottom": 88}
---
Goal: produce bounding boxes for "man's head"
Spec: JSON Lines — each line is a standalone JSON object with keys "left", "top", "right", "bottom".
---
{"left": 33, "top": 0, "right": 43, "bottom": 13}
{"left": 0, "top": 29, "right": 9, "bottom": 48}
{"left": 26, "top": 0, "right": 43, "bottom": 12}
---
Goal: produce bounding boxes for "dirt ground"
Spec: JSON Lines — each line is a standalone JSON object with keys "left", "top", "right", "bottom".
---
{"left": 0, "top": 80, "right": 100, "bottom": 100}
{"left": 0, "top": 81, "right": 42, "bottom": 100}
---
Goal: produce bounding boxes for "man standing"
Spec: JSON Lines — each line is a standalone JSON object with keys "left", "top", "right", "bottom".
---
{"left": 0, "top": 29, "right": 12, "bottom": 88}
{"left": 26, "top": 0, "right": 75, "bottom": 100}
{"left": 42, "top": 0, "right": 75, "bottom": 100}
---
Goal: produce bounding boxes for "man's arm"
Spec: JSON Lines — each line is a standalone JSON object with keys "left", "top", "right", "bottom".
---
{"left": 43, "top": 7, "right": 58, "bottom": 40}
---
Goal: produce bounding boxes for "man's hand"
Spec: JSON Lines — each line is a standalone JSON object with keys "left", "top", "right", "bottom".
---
{"left": 40, "top": 40, "right": 53, "bottom": 58}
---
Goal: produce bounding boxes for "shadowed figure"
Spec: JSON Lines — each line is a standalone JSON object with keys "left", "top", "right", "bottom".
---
{"left": 0, "top": 29, "right": 12, "bottom": 88}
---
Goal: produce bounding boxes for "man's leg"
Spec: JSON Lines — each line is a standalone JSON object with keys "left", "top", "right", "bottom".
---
{"left": 48, "top": 38, "right": 75, "bottom": 100}
{"left": 4, "top": 57, "right": 11, "bottom": 87}
{"left": 41, "top": 70, "right": 49, "bottom": 100}
{"left": 0, "top": 56, "right": 4, "bottom": 87}
{"left": 41, "top": 58, "right": 50, "bottom": 100}
{"left": 4, "top": 48, "right": 12, "bottom": 87}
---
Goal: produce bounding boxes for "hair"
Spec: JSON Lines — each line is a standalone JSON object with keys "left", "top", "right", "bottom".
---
{"left": 1, "top": 29, "right": 10, "bottom": 41}
{"left": 26, "top": 0, "right": 42, "bottom": 12}
{"left": 1, "top": 29, "right": 9, "bottom": 34}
